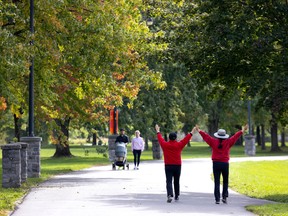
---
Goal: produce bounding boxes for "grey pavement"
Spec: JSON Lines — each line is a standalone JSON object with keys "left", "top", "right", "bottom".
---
{"left": 11, "top": 156, "right": 288, "bottom": 216}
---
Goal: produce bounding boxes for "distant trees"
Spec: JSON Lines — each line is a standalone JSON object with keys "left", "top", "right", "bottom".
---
{"left": 167, "top": 0, "right": 288, "bottom": 151}
{"left": 0, "top": 0, "right": 165, "bottom": 156}
{"left": 1, "top": 0, "right": 286, "bottom": 153}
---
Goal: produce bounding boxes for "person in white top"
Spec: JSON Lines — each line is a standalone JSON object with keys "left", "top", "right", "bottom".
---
{"left": 131, "top": 130, "right": 145, "bottom": 170}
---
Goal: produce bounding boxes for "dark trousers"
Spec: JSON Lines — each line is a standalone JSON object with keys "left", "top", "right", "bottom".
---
{"left": 213, "top": 161, "right": 229, "bottom": 201}
{"left": 133, "top": 150, "right": 142, "bottom": 166}
{"left": 165, "top": 165, "right": 181, "bottom": 198}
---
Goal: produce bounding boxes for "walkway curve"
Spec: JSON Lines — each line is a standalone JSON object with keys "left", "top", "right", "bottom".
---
{"left": 11, "top": 156, "right": 288, "bottom": 216}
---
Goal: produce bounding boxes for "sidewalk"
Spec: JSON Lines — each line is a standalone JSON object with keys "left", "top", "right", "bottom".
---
{"left": 11, "top": 156, "right": 288, "bottom": 216}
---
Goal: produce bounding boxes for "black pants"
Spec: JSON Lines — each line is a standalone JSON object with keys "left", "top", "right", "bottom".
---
{"left": 213, "top": 161, "right": 229, "bottom": 201}
{"left": 165, "top": 165, "right": 181, "bottom": 198}
{"left": 133, "top": 150, "right": 142, "bottom": 166}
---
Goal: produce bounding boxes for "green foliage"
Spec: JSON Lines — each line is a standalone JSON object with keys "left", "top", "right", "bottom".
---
{"left": 174, "top": 0, "right": 288, "bottom": 124}
{"left": 1, "top": 0, "right": 167, "bottom": 147}
{"left": 119, "top": 1, "right": 201, "bottom": 139}
{"left": 95, "top": 145, "right": 108, "bottom": 158}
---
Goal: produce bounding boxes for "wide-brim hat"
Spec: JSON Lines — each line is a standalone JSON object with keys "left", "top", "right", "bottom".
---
{"left": 214, "top": 129, "right": 229, "bottom": 139}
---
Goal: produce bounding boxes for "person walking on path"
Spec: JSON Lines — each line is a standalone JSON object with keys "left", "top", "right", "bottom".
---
{"left": 115, "top": 128, "right": 129, "bottom": 144}
{"left": 155, "top": 124, "right": 195, "bottom": 203}
{"left": 194, "top": 124, "right": 248, "bottom": 204}
{"left": 131, "top": 130, "right": 145, "bottom": 170}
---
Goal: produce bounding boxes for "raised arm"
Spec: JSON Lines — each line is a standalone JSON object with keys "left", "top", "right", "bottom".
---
{"left": 155, "top": 124, "right": 160, "bottom": 133}
{"left": 242, "top": 124, "right": 248, "bottom": 133}
{"left": 194, "top": 125, "right": 214, "bottom": 146}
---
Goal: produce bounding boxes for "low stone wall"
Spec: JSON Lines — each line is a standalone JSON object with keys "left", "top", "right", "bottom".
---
{"left": 1, "top": 143, "right": 22, "bottom": 188}
{"left": 152, "top": 139, "right": 162, "bottom": 160}
{"left": 1, "top": 137, "right": 41, "bottom": 188}
{"left": 20, "top": 143, "right": 28, "bottom": 183}
{"left": 20, "top": 137, "right": 42, "bottom": 178}
{"left": 244, "top": 135, "right": 256, "bottom": 156}
{"left": 108, "top": 135, "right": 118, "bottom": 162}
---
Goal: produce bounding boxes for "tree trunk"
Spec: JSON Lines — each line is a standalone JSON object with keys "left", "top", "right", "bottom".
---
{"left": 256, "top": 125, "right": 261, "bottom": 146}
{"left": 92, "top": 133, "right": 97, "bottom": 145}
{"left": 207, "top": 100, "right": 221, "bottom": 136}
{"left": 145, "top": 136, "right": 149, "bottom": 150}
{"left": 164, "top": 133, "right": 168, "bottom": 141}
{"left": 14, "top": 114, "right": 20, "bottom": 142}
{"left": 235, "top": 125, "right": 242, "bottom": 146}
{"left": 208, "top": 117, "right": 219, "bottom": 137}
{"left": 270, "top": 114, "right": 281, "bottom": 152}
{"left": 53, "top": 117, "right": 73, "bottom": 157}
{"left": 281, "top": 128, "right": 286, "bottom": 147}
{"left": 261, "top": 124, "right": 266, "bottom": 150}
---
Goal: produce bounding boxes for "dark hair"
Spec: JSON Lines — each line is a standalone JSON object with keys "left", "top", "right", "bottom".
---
{"left": 169, "top": 132, "right": 177, "bottom": 141}
{"left": 218, "top": 139, "right": 223, "bottom": 149}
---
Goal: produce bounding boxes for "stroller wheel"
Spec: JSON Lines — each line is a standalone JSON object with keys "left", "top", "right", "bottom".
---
{"left": 112, "top": 164, "right": 116, "bottom": 170}
{"left": 127, "top": 164, "right": 129, "bottom": 170}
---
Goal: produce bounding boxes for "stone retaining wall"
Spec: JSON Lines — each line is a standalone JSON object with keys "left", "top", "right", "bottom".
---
{"left": 1, "top": 144, "right": 22, "bottom": 188}
{"left": 1, "top": 137, "right": 42, "bottom": 188}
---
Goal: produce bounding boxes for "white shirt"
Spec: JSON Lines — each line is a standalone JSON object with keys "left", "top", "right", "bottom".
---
{"left": 131, "top": 137, "right": 144, "bottom": 151}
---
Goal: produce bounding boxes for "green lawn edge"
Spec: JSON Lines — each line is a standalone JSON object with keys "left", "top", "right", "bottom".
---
{"left": 0, "top": 142, "right": 287, "bottom": 216}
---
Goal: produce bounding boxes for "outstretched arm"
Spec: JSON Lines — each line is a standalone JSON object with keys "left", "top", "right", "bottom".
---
{"left": 242, "top": 124, "right": 248, "bottom": 133}
{"left": 191, "top": 126, "right": 197, "bottom": 134}
{"left": 155, "top": 124, "right": 160, "bottom": 133}
{"left": 194, "top": 125, "right": 214, "bottom": 147}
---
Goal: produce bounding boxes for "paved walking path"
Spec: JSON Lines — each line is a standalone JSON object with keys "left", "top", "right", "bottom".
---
{"left": 11, "top": 156, "right": 288, "bottom": 216}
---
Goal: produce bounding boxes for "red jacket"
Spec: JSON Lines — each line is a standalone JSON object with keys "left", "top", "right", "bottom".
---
{"left": 157, "top": 132, "right": 192, "bottom": 165}
{"left": 199, "top": 130, "right": 243, "bottom": 163}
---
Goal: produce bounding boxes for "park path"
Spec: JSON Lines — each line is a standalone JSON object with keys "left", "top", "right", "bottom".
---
{"left": 11, "top": 156, "right": 288, "bottom": 216}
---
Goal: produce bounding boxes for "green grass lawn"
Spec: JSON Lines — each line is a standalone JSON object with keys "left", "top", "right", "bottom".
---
{"left": 0, "top": 142, "right": 287, "bottom": 216}
{"left": 230, "top": 160, "right": 288, "bottom": 216}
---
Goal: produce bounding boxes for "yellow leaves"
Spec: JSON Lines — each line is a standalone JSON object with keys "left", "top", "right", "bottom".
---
{"left": 120, "top": 81, "right": 140, "bottom": 98}
{"left": 74, "top": 85, "right": 84, "bottom": 99}
{"left": 0, "top": 97, "right": 7, "bottom": 111}
{"left": 10, "top": 104, "right": 22, "bottom": 118}
{"left": 58, "top": 45, "right": 65, "bottom": 52}
{"left": 112, "top": 72, "right": 125, "bottom": 80}
{"left": 41, "top": 106, "right": 59, "bottom": 119}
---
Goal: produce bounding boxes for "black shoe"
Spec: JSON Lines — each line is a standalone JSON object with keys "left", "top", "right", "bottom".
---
{"left": 215, "top": 200, "right": 220, "bottom": 204}
{"left": 175, "top": 196, "right": 179, "bottom": 201}
{"left": 167, "top": 195, "right": 172, "bottom": 203}
{"left": 222, "top": 198, "right": 227, "bottom": 204}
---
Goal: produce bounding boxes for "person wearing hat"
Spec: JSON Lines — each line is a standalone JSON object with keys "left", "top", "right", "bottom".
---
{"left": 194, "top": 124, "right": 248, "bottom": 204}
{"left": 155, "top": 124, "right": 195, "bottom": 203}
{"left": 115, "top": 128, "right": 129, "bottom": 144}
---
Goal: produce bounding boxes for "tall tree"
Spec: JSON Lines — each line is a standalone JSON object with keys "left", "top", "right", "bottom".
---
{"left": 172, "top": 0, "right": 288, "bottom": 151}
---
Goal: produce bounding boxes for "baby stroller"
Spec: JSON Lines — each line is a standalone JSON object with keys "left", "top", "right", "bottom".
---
{"left": 112, "top": 142, "right": 129, "bottom": 170}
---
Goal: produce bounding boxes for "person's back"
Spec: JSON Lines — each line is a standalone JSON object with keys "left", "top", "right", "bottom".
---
{"left": 155, "top": 124, "right": 195, "bottom": 203}
{"left": 195, "top": 124, "right": 248, "bottom": 204}
{"left": 157, "top": 136, "right": 189, "bottom": 165}
{"left": 198, "top": 129, "right": 243, "bottom": 162}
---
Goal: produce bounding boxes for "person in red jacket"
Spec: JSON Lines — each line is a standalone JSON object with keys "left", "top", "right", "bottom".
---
{"left": 155, "top": 124, "right": 195, "bottom": 203}
{"left": 195, "top": 124, "right": 248, "bottom": 204}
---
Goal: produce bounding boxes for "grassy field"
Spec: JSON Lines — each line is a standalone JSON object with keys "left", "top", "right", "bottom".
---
{"left": 0, "top": 141, "right": 287, "bottom": 216}
{"left": 230, "top": 160, "right": 288, "bottom": 216}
